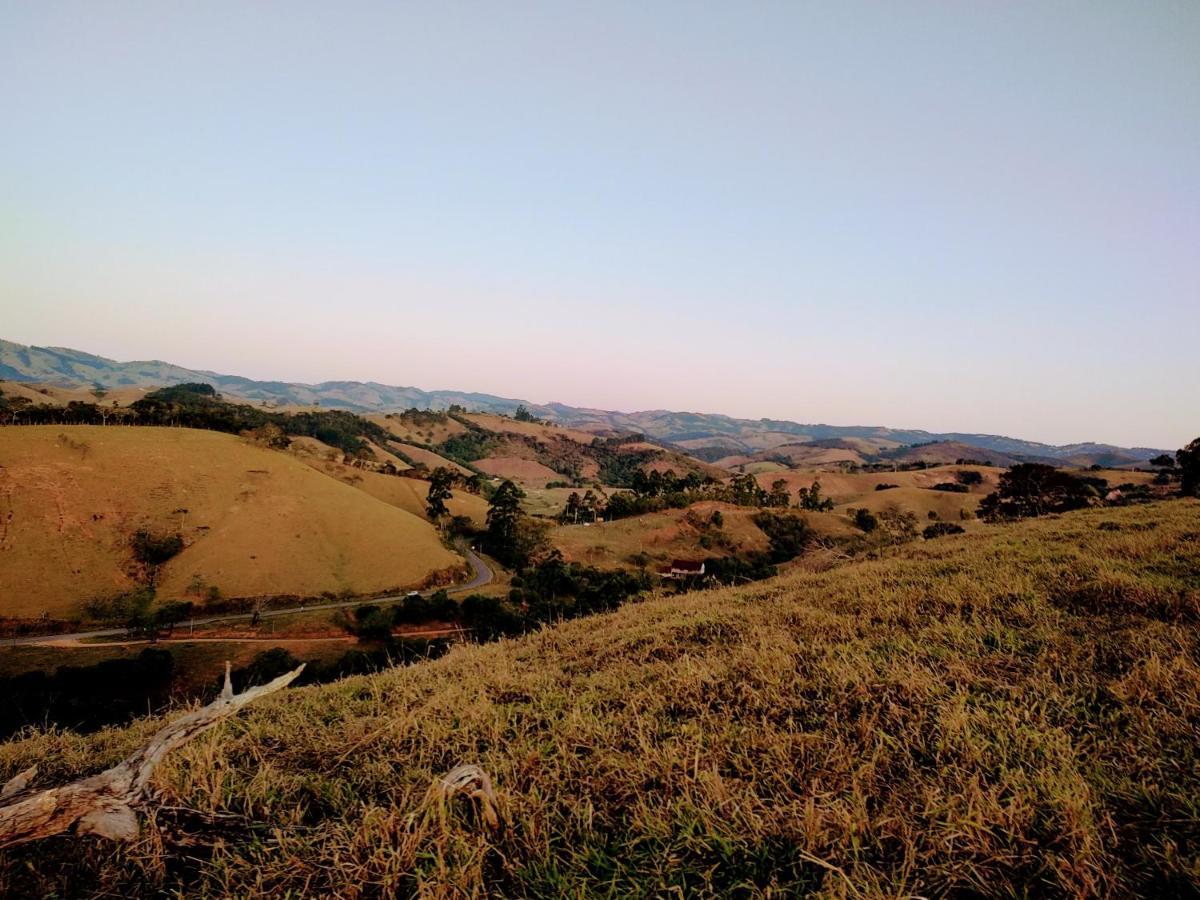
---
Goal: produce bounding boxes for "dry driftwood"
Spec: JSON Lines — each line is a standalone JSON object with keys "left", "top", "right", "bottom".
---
{"left": 0, "top": 661, "right": 304, "bottom": 849}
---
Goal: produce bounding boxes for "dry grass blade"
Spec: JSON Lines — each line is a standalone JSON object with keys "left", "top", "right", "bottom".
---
{"left": 0, "top": 663, "right": 304, "bottom": 849}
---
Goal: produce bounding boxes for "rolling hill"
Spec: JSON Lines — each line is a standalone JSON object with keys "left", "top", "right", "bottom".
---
{"left": 1, "top": 339, "right": 1168, "bottom": 465}
{"left": 1, "top": 500, "right": 1196, "bottom": 895}
{"left": 0, "top": 426, "right": 466, "bottom": 618}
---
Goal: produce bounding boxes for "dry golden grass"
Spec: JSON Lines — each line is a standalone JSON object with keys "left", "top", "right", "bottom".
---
{"left": 365, "top": 412, "right": 468, "bottom": 446}
{"left": 550, "top": 501, "right": 771, "bottom": 569}
{"left": 388, "top": 442, "right": 474, "bottom": 476}
{"left": 461, "top": 412, "right": 598, "bottom": 446}
{"left": 474, "top": 456, "right": 565, "bottom": 488}
{"left": 0, "top": 427, "right": 463, "bottom": 617}
{"left": 0, "top": 380, "right": 152, "bottom": 407}
{"left": 1, "top": 500, "right": 1197, "bottom": 896}
{"left": 288, "top": 440, "right": 488, "bottom": 527}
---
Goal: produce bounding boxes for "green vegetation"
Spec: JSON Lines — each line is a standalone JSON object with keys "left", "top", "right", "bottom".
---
{"left": 437, "top": 427, "right": 498, "bottom": 465}
{"left": 923, "top": 521, "right": 965, "bottom": 539}
{"left": 796, "top": 478, "right": 835, "bottom": 511}
{"left": 854, "top": 507, "right": 879, "bottom": 532}
{"left": 1179, "top": 437, "right": 1200, "bottom": 497}
{"left": 424, "top": 466, "right": 454, "bottom": 524}
{"left": 980, "top": 463, "right": 1099, "bottom": 519}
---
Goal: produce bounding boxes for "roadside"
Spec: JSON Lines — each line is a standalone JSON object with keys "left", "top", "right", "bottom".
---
{"left": 10, "top": 546, "right": 494, "bottom": 648}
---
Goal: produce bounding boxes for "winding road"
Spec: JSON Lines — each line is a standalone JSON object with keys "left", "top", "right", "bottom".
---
{"left": 9, "top": 546, "right": 494, "bottom": 648}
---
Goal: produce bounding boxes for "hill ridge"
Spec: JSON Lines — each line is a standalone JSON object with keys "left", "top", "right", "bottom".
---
{"left": 0, "top": 338, "right": 1167, "bottom": 464}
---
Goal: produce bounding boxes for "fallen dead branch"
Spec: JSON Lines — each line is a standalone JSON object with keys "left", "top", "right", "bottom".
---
{"left": 0, "top": 661, "right": 304, "bottom": 849}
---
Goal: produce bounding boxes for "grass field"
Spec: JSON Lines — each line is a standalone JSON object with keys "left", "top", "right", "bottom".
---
{"left": 0, "top": 426, "right": 464, "bottom": 618}
{"left": 288, "top": 439, "right": 489, "bottom": 526}
{"left": 366, "top": 412, "right": 468, "bottom": 447}
{"left": 1, "top": 499, "right": 1196, "bottom": 895}
{"left": 551, "top": 500, "right": 772, "bottom": 569}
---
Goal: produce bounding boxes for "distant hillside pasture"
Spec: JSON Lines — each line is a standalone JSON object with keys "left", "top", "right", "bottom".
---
{"left": 551, "top": 501, "right": 773, "bottom": 570}
{"left": 366, "top": 410, "right": 467, "bottom": 447}
{"left": 287, "top": 439, "right": 488, "bottom": 527}
{"left": 0, "top": 426, "right": 465, "bottom": 618}
{"left": 474, "top": 456, "right": 565, "bottom": 488}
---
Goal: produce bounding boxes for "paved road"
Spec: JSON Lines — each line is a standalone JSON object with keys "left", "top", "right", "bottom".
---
{"left": 8, "top": 546, "right": 494, "bottom": 647}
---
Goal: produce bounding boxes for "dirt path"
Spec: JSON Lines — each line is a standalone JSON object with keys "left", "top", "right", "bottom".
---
{"left": 11, "top": 548, "right": 493, "bottom": 647}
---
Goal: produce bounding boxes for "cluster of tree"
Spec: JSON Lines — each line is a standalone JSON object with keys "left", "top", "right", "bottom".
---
{"left": 340, "top": 591, "right": 461, "bottom": 641}
{"left": 513, "top": 405, "right": 540, "bottom": 423}
{"left": 931, "top": 482, "right": 970, "bottom": 493}
{"left": 558, "top": 488, "right": 608, "bottom": 524}
{"left": 796, "top": 480, "right": 835, "bottom": 511}
{"left": 130, "top": 529, "right": 184, "bottom": 583}
{"left": 592, "top": 441, "right": 663, "bottom": 487}
{"left": 484, "top": 480, "right": 548, "bottom": 568}
{"left": 956, "top": 470, "right": 984, "bottom": 486}
{"left": 978, "top": 464, "right": 1102, "bottom": 520}
{"left": 437, "top": 427, "right": 498, "bottom": 465}
{"left": 751, "top": 511, "right": 815, "bottom": 561}
{"left": 874, "top": 483, "right": 899, "bottom": 491}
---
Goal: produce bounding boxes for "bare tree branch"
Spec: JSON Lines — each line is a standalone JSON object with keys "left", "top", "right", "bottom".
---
{"left": 0, "top": 662, "right": 304, "bottom": 849}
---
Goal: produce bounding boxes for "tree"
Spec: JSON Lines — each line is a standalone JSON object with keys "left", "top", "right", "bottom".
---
{"left": 768, "top": 479, "right": 791, "bottom": 508}
{"left": 797, "top": 480, "right": 835, "bottom": 511}
{"left": 485, "top": 480, "right": 525, "bottom": 564}
{"left": 560, "top": 491, "right": 582, "bottom": 524}
{"left": 1150, "top": 454, "right": 1176, "bottom": 468}
{"left": 1178, "top": 438, "right": 1200, "bottom": 497}
{"left": 425, "top": 467, "right": 454, "bottom": 526}
{"left": 513, "top": 405, "right": 536, "bottom": 423}
{"left": 978, "top": 463, "right": 1096, "bottom": 520}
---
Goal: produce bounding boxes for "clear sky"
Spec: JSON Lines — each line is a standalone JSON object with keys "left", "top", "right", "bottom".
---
{"left": 2, "top": 2, "right": 1196, "bottom": 448}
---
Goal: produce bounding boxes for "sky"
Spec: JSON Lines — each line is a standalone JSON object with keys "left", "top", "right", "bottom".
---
{"left": 1, "top": 2, "right": 1196, "bottom": 449}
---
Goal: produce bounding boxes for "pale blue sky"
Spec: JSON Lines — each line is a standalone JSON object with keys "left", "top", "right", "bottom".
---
{"left": 2, "top": 2, "right": 1196, "bottom": 447}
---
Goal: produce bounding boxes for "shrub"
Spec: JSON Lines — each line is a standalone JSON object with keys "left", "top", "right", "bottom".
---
{"left": 130, "top": 530, "right": 184, "bottom": 567}
{"left": 923, "top": 522, "right": 965, "bottom": 539}
{"left": 854, "top": 508, "right": 879, "bottom": 532}
{"left": 955, "top": 470, "right": 983, "bottom": 486}
{"left": 931, "top": 483, "right": 969, "bottom": 493}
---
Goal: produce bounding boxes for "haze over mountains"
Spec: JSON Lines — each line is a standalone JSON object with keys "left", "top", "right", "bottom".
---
{"left": 0, "top": 339, "right": 1167, "bottom": 466}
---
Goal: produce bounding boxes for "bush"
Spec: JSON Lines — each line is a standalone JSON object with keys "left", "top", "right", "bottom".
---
{"left": 874, "top": 483, "right": 899, "bottom": 491}
{"left": 854, "top": 508, "right": 879, "bottom": 532}
{"left": 955, "top": 470, "right": 983, "bottom": 486}
{"left": 130, "top": 530, "right": 184, "bottom": 567}
{"left": 923, "top": 522, "right": 965, "bottom": 539}
{"left": 931, "top": 483, "right": 969, "bottom": 493}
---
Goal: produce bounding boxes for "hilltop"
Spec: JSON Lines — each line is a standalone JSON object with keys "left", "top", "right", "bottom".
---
{"left": 0, "top": 339, "right": 1168, "bottom": 465}
{"left": 1, "top": 500, "right": 1196, "bottom": 895}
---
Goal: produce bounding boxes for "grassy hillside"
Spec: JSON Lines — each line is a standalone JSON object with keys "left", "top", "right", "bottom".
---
{"left": 288, "top": 438, "right": 489, "bottom": 527}
{"left": 0, "top": 426, "right": 464, "bottom": 617}
{"left": 551, "top": 501, "right": 772, "bottom": 569}
{"left": 1, "top": 500, "right": 1196, "bottom": 895}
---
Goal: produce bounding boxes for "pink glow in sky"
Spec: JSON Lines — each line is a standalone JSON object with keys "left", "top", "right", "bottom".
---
{"left": 2, "top": 3, "right": 1197, "bottom": 448}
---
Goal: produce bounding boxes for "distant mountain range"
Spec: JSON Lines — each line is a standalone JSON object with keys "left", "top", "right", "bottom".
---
{"left": 0, "top": 338, "right": 1169, "bottom": 466}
